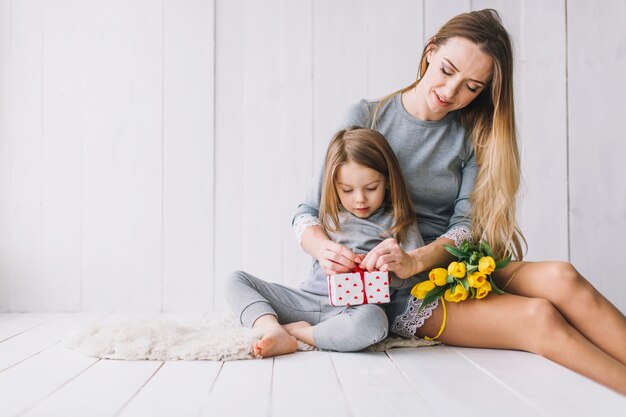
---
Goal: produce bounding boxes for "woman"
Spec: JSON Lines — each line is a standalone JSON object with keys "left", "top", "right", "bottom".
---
{"left": 292, "top": 9, "right": 626, "bottom": 394}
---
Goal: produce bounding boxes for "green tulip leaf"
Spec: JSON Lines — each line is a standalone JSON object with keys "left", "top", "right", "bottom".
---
{"left": 459, "top": 278, "right": 469, "bottom": 291}
{"left": 495, "top": 252, "right": 512, "bottom": 269}
{"left": 418, "top": 287, "right": 447, "bottom": 312}
{"left": 489, "top": 275, "right": 506, "bottom": 295}
{"left": 466, "top": 265, "right": 478, "bottom": 274}
{"left": 446, "top": 274, "right": 455, "bottom": 284}
{"left": 443, "top": 244, "right": 467, "bottom": 259}
{"left": 480, "top": 241, "right": 495, "bottom": 258}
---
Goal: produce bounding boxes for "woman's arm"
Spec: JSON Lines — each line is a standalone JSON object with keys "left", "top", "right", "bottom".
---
{"left": 361, "top": 236, "right": 455, "bottom": 278}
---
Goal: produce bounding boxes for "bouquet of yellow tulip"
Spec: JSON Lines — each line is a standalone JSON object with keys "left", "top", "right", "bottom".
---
{"left": 411, "top": 240, "right": 511, "bottom": 311}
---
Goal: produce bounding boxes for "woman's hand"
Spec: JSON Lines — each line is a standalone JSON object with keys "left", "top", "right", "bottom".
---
{"left": 316, "top": 240, "right": 358, "bottom": 276}
{"left": 360, "top": 238, "right": 418, "bottom": 279}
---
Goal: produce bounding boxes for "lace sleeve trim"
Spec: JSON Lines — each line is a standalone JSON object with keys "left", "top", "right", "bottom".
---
{"left": 293, "top": 213, "right": 322, "bottom": 246}
{"left": 391, "top": 296, "right": 439, "bottom": 339}
{"left": 441, "top": 225, "right": 473, "bottom": 247}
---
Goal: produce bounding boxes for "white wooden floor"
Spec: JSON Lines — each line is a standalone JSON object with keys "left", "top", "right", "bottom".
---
{"left": 0, "top": 313, "right": 624, "bottom": 417}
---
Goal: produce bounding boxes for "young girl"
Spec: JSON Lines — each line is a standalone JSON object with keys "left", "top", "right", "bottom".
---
{"left": 294, "top": 9, "right": 626, "bottom": 394}
{"left": 225, "top": 127, "right": 424, "bottom": 358}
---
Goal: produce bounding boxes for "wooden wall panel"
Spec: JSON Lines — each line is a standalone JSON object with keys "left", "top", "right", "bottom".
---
{"left": 162, "top": 0, "right": 215, "bottom": 312}
{"left": 516, "top": 0, "right": 568, "bottom": 262}
{"left": 568, "top": 1, "right": 626, "bottom": 309}
{"left": 81, "top": 0, "right": 162, "bottom": 311}
{"left": 312, "top": 0, "right": 367, "bottom": 168}
{"left": 424, "top": 0, "right": 469, "bottom": 40}
{"left": 0, "top": 0, "right": 624, "bottom": 313}
{"left": 365, "top": 0, "right": 424, "bottom": 100}
{"left": 0, "top": 0, "right": 11, "bottom": 312}
{"left": 41, "top": 0, "right": 83, "bottom": 311}
{"left": 214, "top": 0, "right": 244, "bottom": 311}
{"left": 215, "top": 0, "right": 313, "bottom": 304}
{"left": 10, "top": 0, "right": 44, "bottom": 311}
{"left": 277, "top": 0, "right": 314, "bottom": 290}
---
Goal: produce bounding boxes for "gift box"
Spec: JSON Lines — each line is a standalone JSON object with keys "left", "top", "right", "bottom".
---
{"left": 327, "top": 267, "right": 390, "bottom": 306}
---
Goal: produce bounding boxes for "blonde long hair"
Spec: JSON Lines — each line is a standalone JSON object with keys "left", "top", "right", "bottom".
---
{"left": 320, "top": 128, "right": 415, "bottom": 244}
{"left": 371, "top": 9, "right": 525, "bottom": 259}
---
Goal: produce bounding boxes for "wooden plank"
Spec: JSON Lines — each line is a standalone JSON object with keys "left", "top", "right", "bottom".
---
{"left": 239, "top": 0, "right": 288, "bottom": 283}
{"left": 277, "top": 0, "right": 314, "bottom": 289}
{"left": 0, "top": 0, "right": 11, "bottom": 313}
{"left": 0, "top": 313, "right": 102, "bottom": 372}
{"left": 330, "top": 351, "right": 429, "bottom": 417}
{"left": 312, "top": 0, "right": 367, "bottom": 168}
{"left": 0, "top": 313, "right": 62, "bottom": 342}
{"left": 424, "top": 0, "right": 469, "bottom": 41}
{"left": 213, "top": 0, "right": 245, "bottom": 312}
{"left": 9, "top": 0, "right": 43, "bottom": 311}
{"left": 387, "top": 346, "right": 542, "bottom": 417}
{"left": 118, "top": 361, "right": 222, "bottom": 417}
{"left": 200, "top": 358, "right": 272, "bottom": 417}
{"left": 516, "top": 0, "right": 568, "bottom": 262}
{"left": 162, "top": 0, "right": 215, "bottom": 312}
{"left": 41, "top": 0, "right": 83, "bottom": 311}
{"left": 455, "top": 347, "right": 626, "bottom": 416}
{"left": 20, "top": 358, "right": 162, "bottom": 417}
{"left": 271, "top": 351, "right": 350, "bottom": 417}
{"left": 0, "top": 343, "right": 99, "bottom": 417}
{"left": 214, "top": 0, "right": 313, "bottom": 302}
{"left": 366, "top": 0, "right": 424, "bottom": 99}
{"left": 0, "top": 313, "right": 18, "bottom": 322}
{"left": 568, "top": 0, "right": 626, "bottom": 311}
{"left": 81, "top": 0, "right": 162, "bottom": 311}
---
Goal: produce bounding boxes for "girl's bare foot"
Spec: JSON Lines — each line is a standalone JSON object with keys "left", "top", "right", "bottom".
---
{"left": 252, "top": 315, "right": 298, "bottom": 358}
{"left": 283, "top": 321, "right": 315, "bottom": 346}
{"left": 253, "top": 328, "right": 298, "bottom": 358}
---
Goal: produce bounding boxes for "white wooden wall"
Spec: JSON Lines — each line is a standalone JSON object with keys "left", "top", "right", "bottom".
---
{"left": 0, "top": 0, "right": 624, "bottom": 313}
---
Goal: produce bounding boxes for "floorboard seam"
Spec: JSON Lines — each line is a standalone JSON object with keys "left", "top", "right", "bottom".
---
{"left": 452, "top": 348, "right": 551, "bottom": 417}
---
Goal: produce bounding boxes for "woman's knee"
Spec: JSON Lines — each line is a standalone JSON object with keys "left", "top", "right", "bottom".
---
{"left": 543, "top": 261, "right": 596, "bottom": 305}
{"left": 524, "top": 298, "right": 569, "bottom": 355}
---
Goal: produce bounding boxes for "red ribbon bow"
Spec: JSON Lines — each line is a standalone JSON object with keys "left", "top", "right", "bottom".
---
{"left": 352, "top": 265, "right": 368, "bottom": 304}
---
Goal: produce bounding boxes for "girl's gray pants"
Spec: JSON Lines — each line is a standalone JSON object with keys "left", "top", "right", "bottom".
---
{"left": 224, "top": 270, "right": 388, "bottom": 352}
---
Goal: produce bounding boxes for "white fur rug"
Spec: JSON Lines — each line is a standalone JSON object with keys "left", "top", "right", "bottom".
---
{"left": 64, "top": 313, "right": 437, "bottom": 361}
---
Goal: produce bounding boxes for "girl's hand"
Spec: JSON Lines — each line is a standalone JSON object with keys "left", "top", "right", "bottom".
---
{"left": 316, "top": 240, "right": 359, "bottom": 276}
{"left": 361, "top": 238, "right": 417, "bottom": 279}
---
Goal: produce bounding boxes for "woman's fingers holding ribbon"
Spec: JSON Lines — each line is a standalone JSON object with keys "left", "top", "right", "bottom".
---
{"left": 317, "top": 240, "right": 358, "bottom": 276}
{"left": 362, "top": 238, "right": 416, "bottom": 279}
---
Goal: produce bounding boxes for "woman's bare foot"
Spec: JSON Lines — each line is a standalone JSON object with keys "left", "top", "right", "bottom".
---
{"left": 283, "top": 321, "right": 315, "bottom": 346}
{"left": 252, "top": 315, "right": 298, "bottom": 358}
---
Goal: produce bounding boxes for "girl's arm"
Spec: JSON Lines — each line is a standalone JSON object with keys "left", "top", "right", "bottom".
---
{"left": 300, "top": 225, "right": 358, "bottom": 276}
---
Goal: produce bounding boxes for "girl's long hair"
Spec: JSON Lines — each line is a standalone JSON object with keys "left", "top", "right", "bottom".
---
{"left": 370, "top": 9, "right": 525, "bottom": 259}
{"left": 320, "top": 127, "right": 416, "bottom": 244}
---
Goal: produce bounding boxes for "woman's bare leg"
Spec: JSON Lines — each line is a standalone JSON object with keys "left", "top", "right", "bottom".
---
{"left": 417, "top": 294, "right": 626, "bottom": 395}
{"left": 493, "top": 261, "right": 626, "bottom": 364}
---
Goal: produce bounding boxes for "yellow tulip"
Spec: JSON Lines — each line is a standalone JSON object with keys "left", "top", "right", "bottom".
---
{"left": 429, "top": 268, "right": 448, "bottom": 286}
{"left": 411, "top": 280, "right": 436, "bottom": 299}
{"left": 467, "top": 271, "right": 487, "bottom": 288}
{"left": 478, "top": 256, "right": 496, "bottom": 274}
{"left": 444, "top": 285, "right": 469, "bottom": 303}
{"left": 475, "top": 281, "right": 492, "bottom": 299}
{"left": 447, "top": 262, "right": 466, "bottom": 278}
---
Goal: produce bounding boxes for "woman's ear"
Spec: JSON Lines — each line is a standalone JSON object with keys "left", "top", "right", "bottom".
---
{"left": 425, "top": 41, "right": 437, "bottom": 64}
